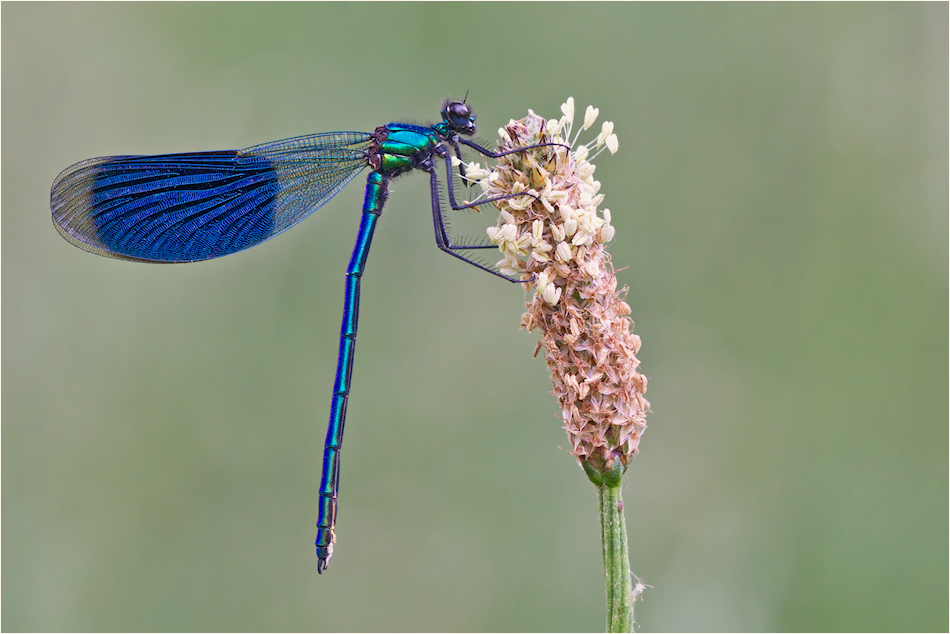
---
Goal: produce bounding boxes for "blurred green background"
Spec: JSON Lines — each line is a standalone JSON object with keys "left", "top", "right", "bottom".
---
{"left": 3, "top": 3, "right": 946, "bottom": 631}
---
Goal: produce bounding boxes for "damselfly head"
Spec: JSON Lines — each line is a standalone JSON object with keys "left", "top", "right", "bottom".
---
{"left": 441, "top": 99, "right": 476, "bottom": 135}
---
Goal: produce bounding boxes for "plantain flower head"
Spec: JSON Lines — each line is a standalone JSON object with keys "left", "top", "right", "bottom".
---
{"left": 475, "top": 99, "right": 649, "bottom": 478}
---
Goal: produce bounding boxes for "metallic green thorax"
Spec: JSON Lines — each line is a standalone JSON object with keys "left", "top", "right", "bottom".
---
{"left": 368, "top": 124, "right": 441, "bottom": 175}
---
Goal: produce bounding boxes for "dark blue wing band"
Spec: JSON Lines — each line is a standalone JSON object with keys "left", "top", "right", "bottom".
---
{"left": 51, "top": 132, "right": 372, "bottom": 262}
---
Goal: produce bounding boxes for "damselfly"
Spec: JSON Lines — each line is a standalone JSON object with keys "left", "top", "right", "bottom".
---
{"left": 50, "top": 98, "right": 562, "bottom": 572}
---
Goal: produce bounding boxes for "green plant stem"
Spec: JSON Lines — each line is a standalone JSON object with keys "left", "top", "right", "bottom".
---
{"left": 598, "top": 481, "right": 633, "bottom": 632}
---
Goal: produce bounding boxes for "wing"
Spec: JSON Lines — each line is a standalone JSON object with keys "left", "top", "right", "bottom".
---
{"left": 50, "top": 131, "right": 372, "bottom": 262}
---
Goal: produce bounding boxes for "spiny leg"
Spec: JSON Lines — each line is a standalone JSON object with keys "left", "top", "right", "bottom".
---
{"left": 431, "top": 140, "right": 572, "bottom": 282}
{"left": 443, "top": 139, "right": 571, "bottom": 214}
{"left": 430, "top": 154, "right": 499, "bottom": 250}
{"left": 458, "top": 137, "right": 570, "bottom": 161}
{"left": 452, "top": 137, "right": 565, "bottom": 184}
{"left": 427, "top": 166, "right": 524, "bottom": 283}
{"left": 440, "top": 152, "right": 542, "bottom": 221}
{"left": 452, "top": 142, "right": 468, "bottom": 181}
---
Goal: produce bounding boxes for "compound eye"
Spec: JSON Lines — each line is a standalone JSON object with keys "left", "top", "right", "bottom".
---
{"left": 447, "top": 101, "right": 471, "bottom": 128}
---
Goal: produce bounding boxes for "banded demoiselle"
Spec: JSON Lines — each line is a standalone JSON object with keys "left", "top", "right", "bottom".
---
{"left": 50, "top": 98, "right": 562, "bottom": 572}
